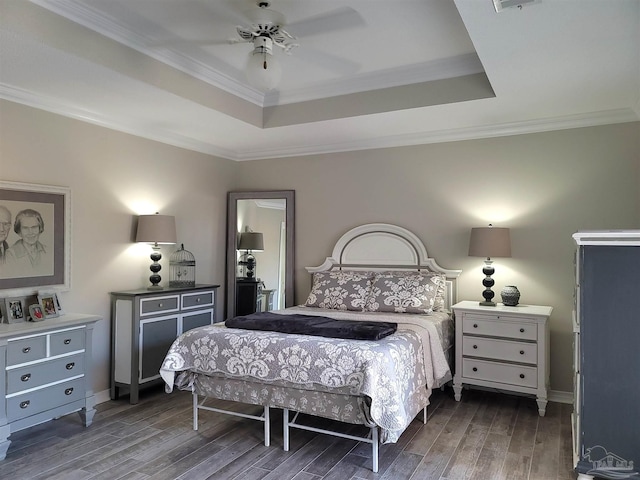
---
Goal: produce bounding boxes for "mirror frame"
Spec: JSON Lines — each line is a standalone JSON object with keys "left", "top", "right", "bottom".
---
{"left": 226, "top": 190, "right": 295, "bottom": 319}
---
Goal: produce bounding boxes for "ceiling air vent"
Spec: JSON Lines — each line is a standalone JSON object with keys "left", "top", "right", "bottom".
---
{"left": 493, "top": 0, "right": 541, "bottom": 12}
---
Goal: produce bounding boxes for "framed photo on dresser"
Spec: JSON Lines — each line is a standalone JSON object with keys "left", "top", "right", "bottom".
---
{"left": 5, "top": 297, "right": 26, "bottom": 323}
{"left": 38, "top": 293, "right": 59, "bottom": 318}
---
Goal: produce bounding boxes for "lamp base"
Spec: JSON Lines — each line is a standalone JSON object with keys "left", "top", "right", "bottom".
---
{"left": 479, "top": 258, "right": 497, "bottom": 307}
{"left": 147, "top": 246, "right": 163, "bottom": 290}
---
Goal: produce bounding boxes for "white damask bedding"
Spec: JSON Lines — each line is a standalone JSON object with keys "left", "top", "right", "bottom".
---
{"left": 160, "top": 308, "right": 452, "bottom": 443}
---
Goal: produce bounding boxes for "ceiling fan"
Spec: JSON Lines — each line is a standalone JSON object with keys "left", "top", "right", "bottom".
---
{"left": 225, "top": 1, "right": 364, "bottom": 91}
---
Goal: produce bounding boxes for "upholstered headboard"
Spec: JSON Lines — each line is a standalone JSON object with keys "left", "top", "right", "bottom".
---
{"left": 306, "top": 223, "right": 462, "bottom": 310}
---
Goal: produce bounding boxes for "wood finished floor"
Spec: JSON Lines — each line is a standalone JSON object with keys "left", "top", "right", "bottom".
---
{"left": 0, "top": 386, "right": 576, "bottom": 480}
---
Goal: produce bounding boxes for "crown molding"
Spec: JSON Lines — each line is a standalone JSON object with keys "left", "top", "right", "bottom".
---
{"left": 235, "top": 108, "right": 639, "bottom": 160}
{"left": 0, "top": 84, "right": 237, "bottom": 160}
{"left": 263, "top": 53, "right": 485, "bottom": 107}
{"left": 30, "top": 0, "right": 483, "bottom": 108}
{"left": 30, "top": 0, "right": 265, "bottom": 105}
{"left": 2, "top": 83, "right": 637, "bottom": 162}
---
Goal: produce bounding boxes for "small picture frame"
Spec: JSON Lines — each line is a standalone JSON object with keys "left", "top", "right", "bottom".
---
{"left": 5, "top": 297, "right": 26, "bottom": 323}
{"left": 38, "top": 294, "right": 59, "bottom": 318}
{"left": 53, "top": 292, "right": 64, "bottom": 315}
{"left": 29, "top": 304, "right": 45, "bottom": 321}
{"left": 39, "top": 291, "right": 64, "bottom": 316}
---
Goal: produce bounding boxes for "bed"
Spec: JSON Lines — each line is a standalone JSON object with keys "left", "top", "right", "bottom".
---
{"left": 160, "top": 223, "right": 461, "bottom": 472}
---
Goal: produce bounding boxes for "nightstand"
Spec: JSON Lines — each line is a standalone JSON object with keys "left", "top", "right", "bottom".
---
{"left": 110, "top": 284, "right": 219, "bottom": 404}
{"left": 452, "top": 300, "right": 553, "bottom": 416}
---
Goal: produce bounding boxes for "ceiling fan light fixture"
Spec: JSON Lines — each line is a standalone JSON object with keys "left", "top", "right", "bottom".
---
{"left": 246, "top": 36, "right": 281, "bottom": 91}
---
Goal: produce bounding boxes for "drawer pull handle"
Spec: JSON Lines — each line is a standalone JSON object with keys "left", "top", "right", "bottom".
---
{"left": 22, "top": 346, "right": 31, "bottom": 354}
{"left": 473, "top": 324, "right": 478, "bottom": 328}
{"left": 472, "top": 367, "right": 478, "bottom": 372}
{"left": 65, "top": 388, "right": 74, "bottom": 396}
{"left": 64, "top": 339, "right": 71, "bottom": 345}
{"left": 158, "top": 303, "right": 163, "bottom": 307}
{"left": 21, "top": 373, "right": 31, "bottom": 382}
{"left": 66, "top": 362, "right": 75, "bottom": 370}
{"left": 520, "top": 328, "right": 525, "bottom": 333}
{"left": 520, "top": 350, "right": 525, "bottom": 355}
{"left": 473, "top": 345, "right": 478, "bottom": 349}
{"left": 20, "top": 400, "right": 30, "bottom": 409}
{"left": 519, "top": 374, "right": 525, "bottom": 379}
{"left": 196, "top": 298, "right": 201, "bottom": 303}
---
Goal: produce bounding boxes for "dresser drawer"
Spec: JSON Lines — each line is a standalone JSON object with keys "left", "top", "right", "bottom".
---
{"left": 182, "top": 290, "right": 214, "bottom": 309}
{"left": 7, "top": 337, "right": 47, "bottom": 366}
{"left": 462, "top": 315, "right": 537, "bottom": 341}
{"left": 7, "top": 377, "right": 85, "bottom": 421}
{"left": 7, "top": 353, "right": 85, "bottom": 395}
{"left": 140, "top": 295, "right": 179, "bottom": 316}
{"left": 50, "top": 328, "right": 85, "bottom": 356}
{"left": 462, "top": 336, "right": 537, "bottom": 364}
{"left": 462, "top": 358, "right": 537, "bottom": 389}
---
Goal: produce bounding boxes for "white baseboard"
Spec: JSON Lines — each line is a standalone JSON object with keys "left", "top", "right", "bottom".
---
{"left": 549, "top": 390, "right": 573, "bottom": 404}
{"left": 95, "top": 389, "right": 111, "bottom": 405}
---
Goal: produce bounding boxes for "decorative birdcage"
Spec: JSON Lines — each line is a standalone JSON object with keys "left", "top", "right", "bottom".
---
{"left": 169, "top": 244, "right": 196, "bottom": 287}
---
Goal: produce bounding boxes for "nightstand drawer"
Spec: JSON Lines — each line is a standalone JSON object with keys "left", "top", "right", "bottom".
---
{"left": 7, "top": 337, "right": 47, "bottom": 366}
{"left": 462, "top": 336, "right": 537, "bottom": 364}
{"left": 462, "top": 358, "right": 537, "bottom": 388}
{"left": 7, "top": 354, "right": 85, "bottom": 395}
{"left": 140, "top": 295, "right": 179, "bottom": 315}
{"left": 462, "top": 315, "right": 537, "bottom": 341}
{"left": 182, "top": 291, "right": 214, "bottom": 309}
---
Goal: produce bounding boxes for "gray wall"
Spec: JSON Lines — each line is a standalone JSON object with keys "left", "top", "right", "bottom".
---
{"left": 236, "top": 122, "right": 640, "bottom": 393}
{"left": 1, "top": 99, "right": 236, "bottom": 394}
{"left": 2, "top": 97, "right": 638, "bottom": 396}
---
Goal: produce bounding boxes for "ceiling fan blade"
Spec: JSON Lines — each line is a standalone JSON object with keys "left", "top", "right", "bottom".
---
{"left": 286, "top": 7, "right": 366, "bottom": 38}
{"left": 294, "top": 46, "right": 360, "bottom": 75}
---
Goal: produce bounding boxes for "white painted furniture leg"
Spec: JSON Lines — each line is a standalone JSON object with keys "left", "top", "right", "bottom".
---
{"left": 536, "top": 397, "right": 547, "bottom": 416}
{"left": 453, "top": 383, "right": 462, "bottom": 401}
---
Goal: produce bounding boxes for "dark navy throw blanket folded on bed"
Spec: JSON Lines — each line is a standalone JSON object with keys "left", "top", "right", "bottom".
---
{"left": 225, "top": 312, "right": 397, "bottom": 340}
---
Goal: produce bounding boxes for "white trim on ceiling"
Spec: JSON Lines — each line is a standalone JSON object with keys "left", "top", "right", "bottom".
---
{"left": 30, "top": 0, "right": 484, "bottom": 108}
{"left": 0, "top": 83, "right": 237, "bottom": 159}
{"left": 30, "top": 0, "right": 265, "bottom": 105}
{"left": 233, "top": 108, "right": 639, "bottom": 161}
{"left": 1, "top": 84, "right": 637, "bottom": 162}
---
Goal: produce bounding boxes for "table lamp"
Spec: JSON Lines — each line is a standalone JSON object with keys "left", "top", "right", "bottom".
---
{"left": 468, "top": 224, "right": 511, "bottom": 306}
{"left": 237, "top": 228, "right": 264, "bottom": 279}
{"left": 136, "top": 213, "right": 177, "bottom": 289}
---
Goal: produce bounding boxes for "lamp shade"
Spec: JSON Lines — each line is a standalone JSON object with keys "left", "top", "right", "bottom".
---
{"left": 468, "top": 226, "right": 511, "bottom": 258}
{"left": 136, "top": 214, "right": 177, "bottom": 244}
{"left": 238, "top": 232, "right": 264, "bottom": 252}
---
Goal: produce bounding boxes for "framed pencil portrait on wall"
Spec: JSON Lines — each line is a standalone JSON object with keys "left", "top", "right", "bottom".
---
{"left": 0, "top": 181, "right": 71, "bottom": 296}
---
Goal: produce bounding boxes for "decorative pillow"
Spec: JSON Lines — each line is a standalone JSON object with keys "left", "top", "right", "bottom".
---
{"left": 365, "top": 271, "right": 447, "bottom": 314}
{"left": 304, "top": 271, "right": 374, "bottom": 311}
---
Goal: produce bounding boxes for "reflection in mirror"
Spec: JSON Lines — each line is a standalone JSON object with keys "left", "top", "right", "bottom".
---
{"left": 226, "top": 191, "right": 294, "bottom": 319}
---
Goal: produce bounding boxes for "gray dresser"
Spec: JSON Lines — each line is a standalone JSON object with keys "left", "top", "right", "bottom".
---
{"left": 572, "top": 231, "right": 640, "bottom": 480}
{"left": 110, "top": 284, "right": 219, "bottom": 404}
{"left": 0, "top": 313, "right": 100, "bottom": 460}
